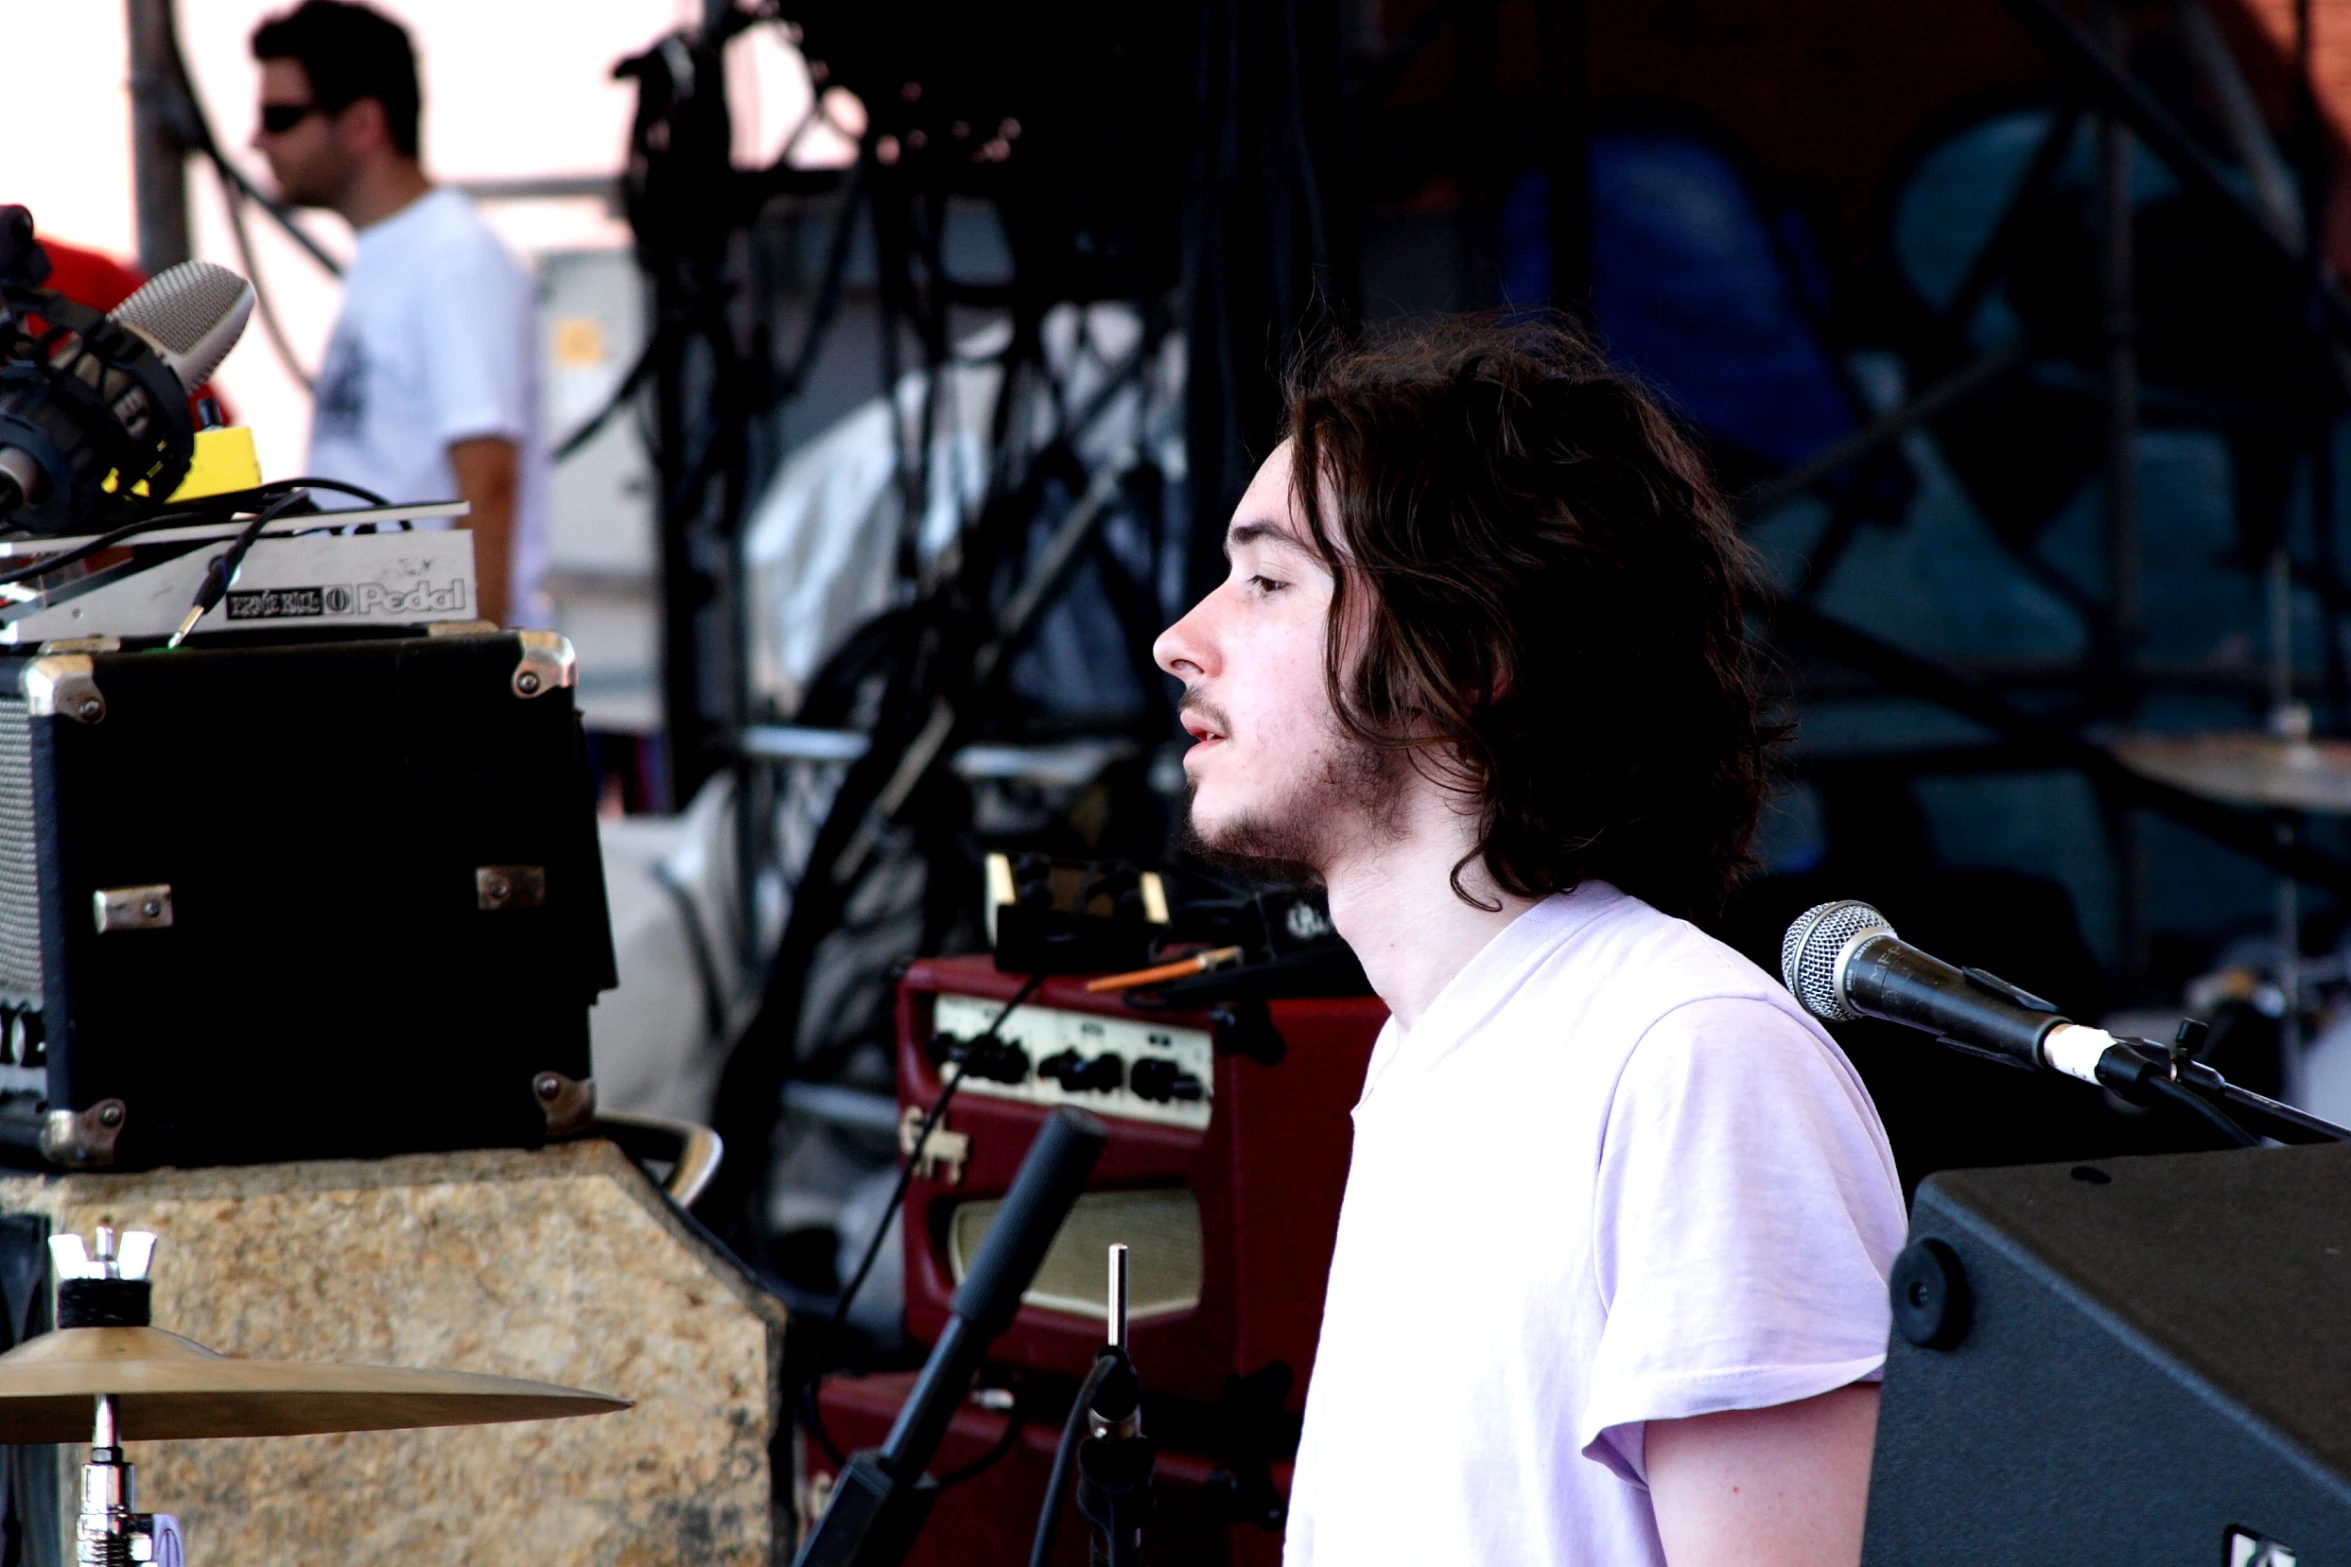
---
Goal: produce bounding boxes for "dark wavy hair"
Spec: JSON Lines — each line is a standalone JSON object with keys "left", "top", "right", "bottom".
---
{"left": 1285, "top": 313, "right": 1782, "bottom": 920}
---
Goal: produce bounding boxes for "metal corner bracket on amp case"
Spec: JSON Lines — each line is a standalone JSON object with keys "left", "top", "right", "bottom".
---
{"left": 1780, "top": 899, "right": 2351, "bottom": 1146}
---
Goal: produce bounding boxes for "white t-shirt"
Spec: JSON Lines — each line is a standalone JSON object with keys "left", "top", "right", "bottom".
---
{"left": 307, "top": 186, "right": 551, "bottom": 626}
{"left": 1284, "top": 880, "right": 1906, "bottom": 1567}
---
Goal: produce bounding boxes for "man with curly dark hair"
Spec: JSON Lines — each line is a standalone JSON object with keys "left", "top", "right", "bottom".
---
{"left": 1153, "top": 316, "right": 1905, "bottom": 1566}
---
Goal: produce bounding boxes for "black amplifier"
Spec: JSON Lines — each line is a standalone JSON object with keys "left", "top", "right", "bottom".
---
{"left": 0, "top": 628, "right": 615, "bottom": 1169}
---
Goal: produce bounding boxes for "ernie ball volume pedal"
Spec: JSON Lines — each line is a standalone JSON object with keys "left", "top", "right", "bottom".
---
{"left": 0, "top": 628, "right": 615, "bottom": 1169}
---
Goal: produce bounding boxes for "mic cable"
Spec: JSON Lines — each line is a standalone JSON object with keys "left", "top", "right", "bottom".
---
{"left": 167, "top": 488, "right": 308, "bottom": 647}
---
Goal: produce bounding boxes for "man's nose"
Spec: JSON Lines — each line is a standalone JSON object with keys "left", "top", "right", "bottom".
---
{"left": 1153, "top": 597, "right": 1214, "bottom": 681}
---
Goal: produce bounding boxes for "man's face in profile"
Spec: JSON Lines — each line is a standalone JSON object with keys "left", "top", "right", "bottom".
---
{"left": 252, "top": 58, "right": 356, "bottom": 209}
{"left": 1151, "top": 441, "right": 1400, "bottom": 882}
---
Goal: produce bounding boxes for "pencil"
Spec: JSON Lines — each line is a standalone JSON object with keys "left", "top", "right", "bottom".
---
{"left": 1083, "top": 945, "right": 1245, "bottom": 994}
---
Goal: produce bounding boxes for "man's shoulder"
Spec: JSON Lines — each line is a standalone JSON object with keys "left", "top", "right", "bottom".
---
{"left": 1466, "top": 884, "right": 1848, "bottom": 1087}
{"left": 1517, "top": 883, "right": 1791, "bottom": 1018}
{"left": 360, "top": 190, "right": 526, "bottom": 287}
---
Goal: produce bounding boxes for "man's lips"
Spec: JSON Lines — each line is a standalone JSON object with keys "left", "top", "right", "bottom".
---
{"left": 1178, "top": 696, "right": 1231, "bottom": 748}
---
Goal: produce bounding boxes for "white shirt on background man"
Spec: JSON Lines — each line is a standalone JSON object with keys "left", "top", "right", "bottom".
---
{"left": 306, "top": 186, "right": 551, "bottom": 626}
{"left": 1283, "top": 879, "right": 1908, "bottom": 1567}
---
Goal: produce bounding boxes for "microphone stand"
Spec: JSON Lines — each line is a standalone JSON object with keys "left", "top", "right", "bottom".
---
{"left": 2100, "top": 1020, "right": 2351, "bottom": 1145}
{"left": 794, "top": 1107, "right": 1108, "bottom": 1567}
{"left": 1075, "top": 1244, "right": 1153, "bottom": 1567}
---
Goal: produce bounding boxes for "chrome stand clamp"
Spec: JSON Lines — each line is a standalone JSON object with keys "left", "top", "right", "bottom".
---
{"left": 55, "top": 1229, "right": 181, "bottom": 1567}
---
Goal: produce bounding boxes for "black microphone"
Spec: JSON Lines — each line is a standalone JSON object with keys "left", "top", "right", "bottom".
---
{"left": 796, "top": 1106, "right": 1108, "bottom": 1567}
{"left": 1779, "top": 900, "right": 2130, "bottom": 1086}
{"left": 0, "top": 251, "right": 253, "bottom": 533}
{"left": 1782, "top": 900, "right": 2351, "bottom": 1147}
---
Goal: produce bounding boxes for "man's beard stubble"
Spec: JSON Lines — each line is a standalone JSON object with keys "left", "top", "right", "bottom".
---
{"left": 1177, "top": 698, "right": 1409, "bottom": 887}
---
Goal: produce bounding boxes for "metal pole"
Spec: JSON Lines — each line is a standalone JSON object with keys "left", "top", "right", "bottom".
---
{"left": 1542, "top": 0, "right": 1591, "bottom": 312}
{"left": 2270, "top": 545, "right": 2307, "bottom": 1097}
{"left": 126, "top": 0, "right": 193, "bottom": 275}
{"left": 1106, "top": 1243, "right": 1130, "bottom": 1353}
{"left": 2098, "top": 0, "right": 2140, "bottom": 669}
{"left": 2097, "top": 0, "right": 2147, "bottom": 990}
{"left": 2280, "top": 815, "right": 2305, "bottom": 1100}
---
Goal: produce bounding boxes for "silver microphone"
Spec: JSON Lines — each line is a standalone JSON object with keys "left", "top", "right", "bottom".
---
{"left": 111, "top": 259, "right": 255, "bottom": 392}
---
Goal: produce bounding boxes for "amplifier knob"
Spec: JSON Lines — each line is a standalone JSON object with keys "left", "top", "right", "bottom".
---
{"left": 946, "top": 1034, "right": 1030, "bottom": 1084}
{"left": 1128, "top": 1058, "right": 1205, "bottom": 1104}
{"left": 928, "top": 1029, "right": 1029, "bottom": 1083}
{"left": 1038, "top": 1050, "right": 1123, "bottom": 1094}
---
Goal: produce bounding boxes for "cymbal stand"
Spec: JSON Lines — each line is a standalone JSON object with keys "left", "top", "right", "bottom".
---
{"left": 2269, "top": 548, "right": 2310, "bottom": 1101}
{"left": 54, "top": 1227, "right": 180, "bottom": 1567}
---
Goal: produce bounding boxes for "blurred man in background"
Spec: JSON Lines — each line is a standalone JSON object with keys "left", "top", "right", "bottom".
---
{"left": 249, "top": 0, "right": 548, "bottom": 626}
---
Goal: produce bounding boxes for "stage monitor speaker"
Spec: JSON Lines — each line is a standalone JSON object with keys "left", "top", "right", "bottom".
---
{"left": 1865, "top": 1141, "right": 2351, "bottom": 1567}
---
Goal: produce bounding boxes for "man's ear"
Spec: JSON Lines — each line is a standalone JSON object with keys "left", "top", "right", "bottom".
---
{"left": 1482, "top": 641, "right": 1514, "bottom": 708}
{"left": 335, "top": 96, "right": 392, "bottom": 159}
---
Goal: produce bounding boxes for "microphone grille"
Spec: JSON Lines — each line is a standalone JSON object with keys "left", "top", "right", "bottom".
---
{"left": 1780, "top": 900, "right": 1894, "bottom": 1023}
{"left": 111, "top": 260, "right": 255, "bottom": 390}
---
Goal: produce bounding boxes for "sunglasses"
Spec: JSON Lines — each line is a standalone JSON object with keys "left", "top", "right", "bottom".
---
{"left": 258, "top": 101, "right": 327, "bottom": 135}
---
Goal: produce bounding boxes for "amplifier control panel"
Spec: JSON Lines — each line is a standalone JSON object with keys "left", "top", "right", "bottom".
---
{"left": 930, "top": 993, "right": 1213, "bottom": 1130}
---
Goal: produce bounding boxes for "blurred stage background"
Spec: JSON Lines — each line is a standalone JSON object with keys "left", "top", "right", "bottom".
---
{"left": 17, "top": 0, "right": 2351, "bottom": 1299}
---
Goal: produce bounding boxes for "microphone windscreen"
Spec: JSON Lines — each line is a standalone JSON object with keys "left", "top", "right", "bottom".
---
{"left": 1781, "top": 899, "right": 1895, "bottom": 1023}
{"left": 112, "top": 260, "right": 255, "bottom": 390}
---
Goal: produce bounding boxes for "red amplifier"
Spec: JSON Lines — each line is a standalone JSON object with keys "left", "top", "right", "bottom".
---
{"left": 802, "top": 1371, "right": 1290, "bottom": 1567}
{"left": 895, "top": 956, "right": 1386, "bottom": 1412}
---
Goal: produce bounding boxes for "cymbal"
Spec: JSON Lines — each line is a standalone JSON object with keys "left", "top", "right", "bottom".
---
{"left": 2111, "top": 732, "right": 2351, "bottom": 815}
{"left": 0, "top": 1325, "right": 629, "bottom": 1443}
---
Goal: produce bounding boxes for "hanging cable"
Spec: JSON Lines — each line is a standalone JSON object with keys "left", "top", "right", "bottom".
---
{"left": 158, "top": 0, "right": 341, "bottom": 277}
{"left": 208, "top": 162, "right": 317, "bottom": 392}
{"left": 1029, "top": 1350, "right": 1124, "bottom": 1567}
{"left": 153, "top": 0, "right": 338, "bottom": 390}
{"left": 791, "top": 972, "right": 1047, "bottom": 1467}
{"left": 167, "top": 488, "right": 309, "bottom": 645}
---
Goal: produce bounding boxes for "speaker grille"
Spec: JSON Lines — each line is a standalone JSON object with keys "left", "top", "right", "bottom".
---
{"left": 948, "top": 1187, "right": 1203, "bottom": 1322}
{"left": 0, "top": 698, "right": 40, "bottom": 1006}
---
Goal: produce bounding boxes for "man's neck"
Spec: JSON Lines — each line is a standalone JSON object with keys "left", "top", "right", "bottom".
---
{"left": 1321, "top": 784, "right": 1539, "bottom": 1033}
{"left": 336, "top": 158, "right": 434, "bottom": 232}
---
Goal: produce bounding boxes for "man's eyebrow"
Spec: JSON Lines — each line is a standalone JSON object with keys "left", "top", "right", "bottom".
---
{"left": 1223, "top": 518, "right": 1309, "bottom": 558}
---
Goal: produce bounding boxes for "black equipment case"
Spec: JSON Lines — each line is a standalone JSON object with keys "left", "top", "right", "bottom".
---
{"left": 0, "top": 628, "right": 615, "bottom": 1169}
